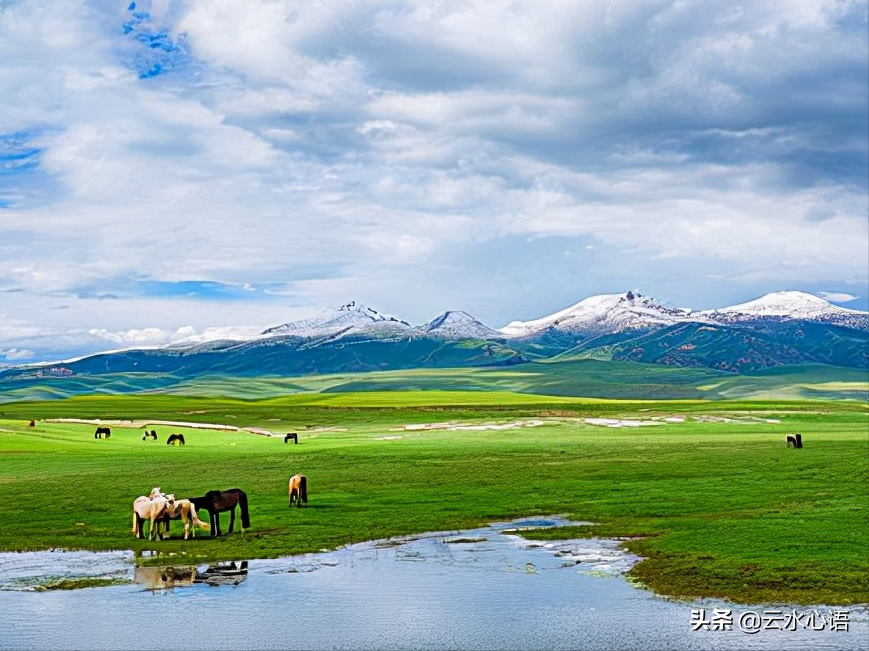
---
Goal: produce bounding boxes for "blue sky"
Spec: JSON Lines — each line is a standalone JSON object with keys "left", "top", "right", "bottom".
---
{"left": 1, "top": 0, "right": 867, "bottom": 363}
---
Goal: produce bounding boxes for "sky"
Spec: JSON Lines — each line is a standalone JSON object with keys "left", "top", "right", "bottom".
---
{"left": 1, "top": 0, "right": 867, "bottom": 363}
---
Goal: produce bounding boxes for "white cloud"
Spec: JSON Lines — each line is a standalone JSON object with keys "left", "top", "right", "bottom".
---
{"left": 819, "top": 292, "right": 860, "bottom": 304}
{"left": 86, "top": 323, "right": 263, "bottom": 348}
{"left": 0, "top": 0, "right": 866, "bottom": 360}
{"left": 2, "top": 348, "right": 35, "bottom": 361}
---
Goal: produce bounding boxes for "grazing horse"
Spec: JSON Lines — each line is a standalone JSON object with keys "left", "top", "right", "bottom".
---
{"left": 288, "top": 474, "right": 308, "bottom": 508}
{"left": 284, "top": 432, "right": 298, "bottom": 444}
{"left": 28, "top": 420, "right": 35, "bottom": 428}
{"left": 94, "top": 426, "right": 111, "bottom": 439}
{"left": 167, "top": 433, "right": 185, "bottom": 446}
{"left": 189, "top": 489, "right": 250, "bottom": 537}
{"left": 786, "top": 434, "right": 803, "bottom": 449}
{"left": 132, "top": 488, "right": 174, "bottom": 540}
{"left": 166, "top": 498, "right": 210, "bottom": 539}
{"left": 142, "top": 430, "right": 158, "bottom": 441}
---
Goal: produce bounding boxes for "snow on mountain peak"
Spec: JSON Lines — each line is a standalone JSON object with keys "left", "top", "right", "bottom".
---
{"left": 262, "top": 301, "right": 410, "bottom": 338}
{"left": 417, "top": 311, "right": 501, "bottom": 339}
{"left": 259, "top": 289, "right": 868, "bottom": 344}
{"left": 699, "top": 291, "right": 868, "bottom": 329}
{"left": 710, "top": 291, "right": 848, "bottom": 317}
{"left": 499, "top": 291, "right": 691, "bottom": 337}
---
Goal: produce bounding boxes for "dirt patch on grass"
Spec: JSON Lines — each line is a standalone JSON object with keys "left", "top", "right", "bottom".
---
{"left": 401, "top": 419, "right": 551, "bottom": 432}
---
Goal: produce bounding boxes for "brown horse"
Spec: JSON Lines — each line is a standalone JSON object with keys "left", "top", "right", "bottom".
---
{"left": 288, "top": 474, "right": 308, "bottom": 508}
{"left": 132, "top": 488, "right": 174, "bottom": 540}
{"left": 188, "top": 489, "right": 250, "bottom": 537}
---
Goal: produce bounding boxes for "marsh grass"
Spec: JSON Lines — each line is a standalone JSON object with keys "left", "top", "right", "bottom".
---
{"left": 34, "top": 578, "right": 129, "bottom": 591}
{"left": 0, "top": 392, "right": 866, "bottom": 605}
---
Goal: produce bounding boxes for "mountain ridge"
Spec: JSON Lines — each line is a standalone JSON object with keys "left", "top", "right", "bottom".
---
{"left": 2, "top": 290, "right": 866, "bottom": 381}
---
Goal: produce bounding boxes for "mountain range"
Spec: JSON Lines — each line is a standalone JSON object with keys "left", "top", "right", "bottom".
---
{"left": 2, "top": 291, "right": 867, "bottom": 387}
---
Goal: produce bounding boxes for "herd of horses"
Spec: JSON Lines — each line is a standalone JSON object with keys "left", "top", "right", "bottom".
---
{"left": 132, "top": 486, "right": 256, "bottom": 540}
{"left": 82, "top": 424, "right": 309, "bottom": 541}
{"left": 141, "top": 429, "right": 185, "bottom": 444}
{"left": 29, "top": 419, "right": 808, "bottom": 544}
{"left": 133, "top": 477, "right": 306, "bottom": 541}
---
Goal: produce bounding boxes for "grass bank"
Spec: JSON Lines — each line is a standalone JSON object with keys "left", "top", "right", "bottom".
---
{"left": 0, "top": 392, "right": 866, "bottom": 605}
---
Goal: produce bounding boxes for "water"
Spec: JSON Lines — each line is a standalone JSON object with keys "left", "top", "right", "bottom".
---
{"left": 0, "top": 517, "right": 865, "bottom": 650}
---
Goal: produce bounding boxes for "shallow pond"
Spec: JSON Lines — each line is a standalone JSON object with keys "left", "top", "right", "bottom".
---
{"left": 0, "top": 517, "right": 865, "bottom": 650}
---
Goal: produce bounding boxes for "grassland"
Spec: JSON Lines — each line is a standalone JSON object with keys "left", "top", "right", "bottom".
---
{"left": 2, "top": 359, "right": 867, "bottom": 402}
{"left": 0, "top": 391, "right": 867, "bottom": 606}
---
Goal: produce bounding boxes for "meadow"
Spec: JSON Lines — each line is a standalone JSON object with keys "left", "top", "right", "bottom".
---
{"left": 0, "top": 392, "right": 867, "bottom": 606}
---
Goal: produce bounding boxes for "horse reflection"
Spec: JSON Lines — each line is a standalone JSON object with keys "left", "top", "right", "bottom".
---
{"left": 196, "top": 561, "right": 249, "bottom": 587}
{"left": 133, "top": 565, "right": 196, "bottom": 591}
{"left": 132, "top": 562, "right": 249, "bottom": 590}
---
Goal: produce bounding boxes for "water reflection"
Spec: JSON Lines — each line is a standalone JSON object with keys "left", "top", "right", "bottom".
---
{"left": 196, "top": 560, "right": 249, "bottom": 587}
{"left": 133, "top": 561, "right": 249, "bottom": 590}
{"left": 0, "top": 518, "right": 866, "bottom": 650}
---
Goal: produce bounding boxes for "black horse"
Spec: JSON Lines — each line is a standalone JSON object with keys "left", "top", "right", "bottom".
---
{"left": 142, "top": 430, "right": 158, "bottom": 441}
{"left": 94, "top": 426, "right": 111, "bottom": 439}
{"left": 188, "top": 489, "right": 250, "bottom": 537}
{"left": 167, "top": 433, "right": 185, "bottom": 446}
{"left": 284, "top": 432, "right": 298, "bottom": 444}
{"left": 786, "top": 434, "right": 803, "bottom": 449}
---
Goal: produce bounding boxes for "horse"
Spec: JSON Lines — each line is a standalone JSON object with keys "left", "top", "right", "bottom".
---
{"left": 288, "top": 474, "right": 307, "bottom": 508}
{"left": 28, "top": 420, "right": 35, "bottom": 428}
{"left": 166, "top": 498, "right": 210, "bottom": 539}
{"left": 284, "top": 433, "right": 298, "bottom": 444}
{"left": 167, "top": 433, "right": 185, "bottom": 446}
{"left": 786, "top": 434, "right": 803, "bottom": 449}
{"left": 94, "top": 426, "right": 111, "bottom": 439}
{"left": 132, "top": 488, "right": 174, "bottom": 540}
{"left": 142, "top": 430, "right": 158, "bottom": 441}
{"left": 188, "top": 489, "right": 250, "bottom": 537}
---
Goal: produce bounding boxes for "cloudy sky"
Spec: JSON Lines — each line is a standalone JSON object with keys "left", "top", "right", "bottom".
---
{"left": 1, "top": 0, "right": 867, "bottom": 363}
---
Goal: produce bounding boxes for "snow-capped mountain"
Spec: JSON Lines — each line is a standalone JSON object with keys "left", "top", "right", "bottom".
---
{"left": 498, "top": 290, "right": 868, "bottom": 337}
{"left": 415, "top": 311, "right": 503, "bottom": 339}
{"left": 262, "top": 301, "right": 411, "bottom": 339}
{"left": 700, "top": 291, "right": 868, "bottom": 330}
{"left": 499, "top": 291, "right": 697, "bottom": 338}
{"left": 2, "top": 290, "right": 867, "bottom": 384}
{"left": 259, "top": 291, "right": 868, "bottom": 345}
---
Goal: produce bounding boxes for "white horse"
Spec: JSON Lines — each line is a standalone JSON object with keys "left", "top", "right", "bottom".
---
{"left": 132, "top": 487, "right": 174, "bottom": 541}
{"left": 166, "top": 498, "right": 210, "bottom": 539}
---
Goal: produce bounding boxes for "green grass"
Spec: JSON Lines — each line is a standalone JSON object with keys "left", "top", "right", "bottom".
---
{"left": 0, "top": 392, "right": 866, "bottom": 606}
{"left": 3, "top": 360, "right": 867, "bottom": 402}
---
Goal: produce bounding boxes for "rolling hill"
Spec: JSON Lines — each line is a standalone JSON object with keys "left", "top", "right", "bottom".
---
{"left": 1, "top": 290, "right": 866, "bottom": 401}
